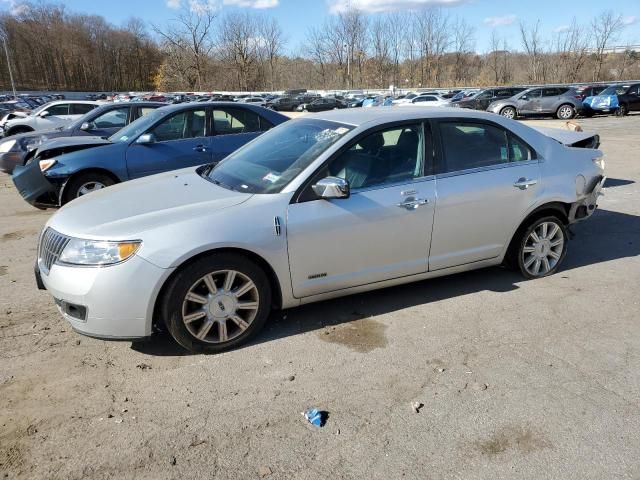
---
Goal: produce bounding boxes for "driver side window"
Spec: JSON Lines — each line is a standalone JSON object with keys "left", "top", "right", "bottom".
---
{"left": 46, "top": 104, "right": 70, "bottom": 116}
{"left": 327, "top": 124, "right": 425, "bottom": 190}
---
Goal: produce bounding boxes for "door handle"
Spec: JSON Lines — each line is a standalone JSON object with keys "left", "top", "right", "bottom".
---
{"left": 397, "top": 198, "right": 429, "bottom": 210}
{"left": 193, "top": 145, "right": 207, "bottom": 153}
{"left": 513, "top": 177, "right": 537, "bottom": 190}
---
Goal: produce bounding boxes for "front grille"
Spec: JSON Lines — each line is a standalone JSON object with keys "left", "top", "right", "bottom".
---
{"left": 38, "top": 228, "right": 70, "bottom": 275}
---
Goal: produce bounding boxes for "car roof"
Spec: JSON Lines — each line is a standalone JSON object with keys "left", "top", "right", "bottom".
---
{"left": 310, "top": 106, "right": 508, "bottom": 127}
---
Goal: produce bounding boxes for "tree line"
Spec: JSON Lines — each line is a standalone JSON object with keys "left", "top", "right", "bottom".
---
{"left": 0, "top": 2, "right": 638, "bottom": 93}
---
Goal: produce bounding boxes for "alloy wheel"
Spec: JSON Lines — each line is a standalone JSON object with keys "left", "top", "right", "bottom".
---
{"left": 557, "top": 105, "right": 574, "bottom": 119}
{"left": 77, "top": 181, "right": 106, "bottom": 197}
{"left": 181, "top": 269, "right": 259, "bottom": 344}
{"left": 521, "top": 221, "right": 564, "bottom": 277}
{"left": 501, "top": 107, "right": 516, "bottom": 119}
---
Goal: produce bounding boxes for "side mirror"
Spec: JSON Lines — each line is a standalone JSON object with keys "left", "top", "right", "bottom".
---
{"left": 80, "top": 121, "right": 95, "bottom": 131}
{"left": 38, "top": 110, "right": 50, "bottom": 118}
{"left": 136, "top": 133, "right": 156, "bottom": 145}
{"left": 312, "top": 176, "right": 350, "bottom": 199}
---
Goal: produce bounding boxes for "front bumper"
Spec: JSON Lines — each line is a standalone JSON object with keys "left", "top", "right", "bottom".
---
{"left": 12, "top": 163, "right": 59, "bottom": 207}
{"left": 0, "top": 151, "right": 26, "bottom": 174}
{"left": 38, "top": 254, "right": 174, "bottom": 339}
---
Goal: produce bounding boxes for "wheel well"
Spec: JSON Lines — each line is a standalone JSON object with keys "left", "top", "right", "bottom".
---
{"left": 151, "top": 247, "right": 284, "bottom": 331}
{"left": 7, "top": 126, "right": 33, "bottom": 136}
{"left": 506, "top": 202, "right": 570, "bottom": 259}
{"left": 61, "top": 168, "right": 120, "bottom": 196}
{"left": 557, "top": 103, "right": 574, "bottom": 110}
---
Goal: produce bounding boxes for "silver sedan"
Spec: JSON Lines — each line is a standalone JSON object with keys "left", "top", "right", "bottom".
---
{"left": 35, "top": 108, "right": 605, "bottom": 353}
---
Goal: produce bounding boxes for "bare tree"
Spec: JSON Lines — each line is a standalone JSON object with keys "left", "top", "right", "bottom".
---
{"left": 218, "top": 12, "right": 259, "bottom": 91}
{"left": 591, "top": 11, "right": 624, "bottom": 81}
{"left": 153, "top": 4, "right": 216, "bottom": 90}
{"left": 258, "top": 17, "right": 285, "bottom": 91}
{"left": 369, "top": 16, "right": 391, "bottom": 88}
{"left": 551, "top": 19, "right": 590, "bottom": 83}
{"left": 519, "top": 20, "right": 544, "bottom": 83}
{"left": 452, "top": 17, "right": 475, "bottom": 85}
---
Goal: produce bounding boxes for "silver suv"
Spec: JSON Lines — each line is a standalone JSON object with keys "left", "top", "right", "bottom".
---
{"left": 34, "top": 108, "right": 605, "bottom": 353}
{"left": 487, "top": 87, "right": 583, "bottom": 120}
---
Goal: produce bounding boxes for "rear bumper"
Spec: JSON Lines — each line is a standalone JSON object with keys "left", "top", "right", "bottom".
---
{"left": 12, "top": 164, "right": 60, "bottom": 207}
{"left": 569, "top": 175, "right": 605, "bottom": 223}
{"left": 0, "top": 151, "right": 26, "bottom": 174}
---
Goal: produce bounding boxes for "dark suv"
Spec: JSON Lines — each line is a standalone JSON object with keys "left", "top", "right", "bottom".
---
{"left": 266, "top": 96, "right": 301, "bottom": 112}
{"left": 454, "top": 87, "right": 525, "bottom": 111}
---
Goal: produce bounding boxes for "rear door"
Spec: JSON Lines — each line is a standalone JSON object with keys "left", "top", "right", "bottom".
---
{"left": 209, "top": 107, "right": 273, "bottom": 163}
{"left": 429, "top": 119, "right": 539, "bottom": 270}
{"left": 125, "top": 107, "right": 211, "bottom": 178}
{"left": 475, "top": 90, "right": 494, "bottom": 110}
{"left": 541, "top": 88, "right": 565, "bottom": 113}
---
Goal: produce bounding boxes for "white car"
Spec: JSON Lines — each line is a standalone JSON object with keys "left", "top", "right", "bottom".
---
{"left": 397, "top": 95, "right": 449, "bottom": 107}
{"left": 2, "top": 101, "right": 102, "bottom": 137}
{"left": 35, "top": 108, "right": 604, "bottom": 353}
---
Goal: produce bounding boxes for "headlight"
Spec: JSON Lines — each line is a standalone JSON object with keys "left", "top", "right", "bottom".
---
{"left": 0, "top": 139, "right": 16, "bottom": 153}
{"left": 58, "top": 239, "right": 141, "bottom": 266}
{"left": 39, "top": 159, "right": 57, "bottom": 172}
{"left": 24, "top": 136, "right": 45, "bottom": 151}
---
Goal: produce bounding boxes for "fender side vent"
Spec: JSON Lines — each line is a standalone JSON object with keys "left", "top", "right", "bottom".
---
{"left": 273, "top": 216, "right": 282, "bottom": 236}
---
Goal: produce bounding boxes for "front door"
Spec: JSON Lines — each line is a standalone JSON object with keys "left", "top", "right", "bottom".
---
{"left": 627, "top": 85, "right": 640, "bottom": 111}
{"left": 287, "top": 122, "right": 436, "bottom": 298}
{"left": 429, "top": 120, "right": 540, "bottom": 270}
{"left": 517, "top": 89, "right": 542, "bottom": 114}
{"left": 126, "top": 108, "right": 211, "bottom": 178}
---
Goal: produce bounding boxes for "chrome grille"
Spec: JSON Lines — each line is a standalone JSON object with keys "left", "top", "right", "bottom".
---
{"left": 38, "top": 228, "right": 70, "bottom": 275}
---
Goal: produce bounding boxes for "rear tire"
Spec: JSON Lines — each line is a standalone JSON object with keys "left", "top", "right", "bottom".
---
{"left": 62, "top": 172, "right": 115, "bottom": 204}
{"left": 161, "top": 253, "right": 272, "bottom": 354}
{"left": 556, "top": 104, "right": 576, "bottom": 120}
{"left": 513, "top": 216, "right": 568, "bottom": 279}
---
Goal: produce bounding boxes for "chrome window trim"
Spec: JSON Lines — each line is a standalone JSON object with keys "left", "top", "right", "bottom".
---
{"left": 434, "top": 159, "right": 539, "bottom": 180}
{"left": 350, "top": 175, "right": 436, "bottom": 194}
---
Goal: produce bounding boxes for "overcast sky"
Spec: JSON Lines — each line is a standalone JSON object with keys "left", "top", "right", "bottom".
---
{"left": 2, "top": 0, "right": 639, "bottom": 53}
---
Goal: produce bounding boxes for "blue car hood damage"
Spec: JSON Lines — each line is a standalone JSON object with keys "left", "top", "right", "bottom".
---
{"left": 583, "top": 95, "right": 619, "bottom": 110}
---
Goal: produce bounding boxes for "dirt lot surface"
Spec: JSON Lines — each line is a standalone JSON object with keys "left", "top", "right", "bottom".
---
{"left": 1, "top": 115, "right": 639, "bottom": 479}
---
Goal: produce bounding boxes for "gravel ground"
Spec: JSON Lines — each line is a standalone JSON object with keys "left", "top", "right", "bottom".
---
{"left": 1, "top": 114, "right": 639, "bottom": 480}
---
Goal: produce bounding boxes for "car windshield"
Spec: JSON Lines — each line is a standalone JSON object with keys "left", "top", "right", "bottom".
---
{"left": 205, "top": 119, "right": 353, "bottom": 194}
{"left": 600, "top": 85, "right": 629, "bottom": 95}
{"left": 108, "top": 109, "right": 165, "bottom": 142}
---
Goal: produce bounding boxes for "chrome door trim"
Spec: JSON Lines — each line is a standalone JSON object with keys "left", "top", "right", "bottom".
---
{"left": 434, "top": 159, "right": 539, "bottom": 180}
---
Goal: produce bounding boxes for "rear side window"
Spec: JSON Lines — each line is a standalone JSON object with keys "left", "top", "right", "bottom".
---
{"left": 71, "top": 104, "right": 96, "bottom": 115}
{"left": 46, "top": 104, "right": 70, "bottom": 116}
{"left": 438, "top": 122, "right": 534, "bottom": 173}
{"left": 137, "top": 107, "right": 158, "bottom": 118}
{"left": 213, "top": 108, "right": 271, "bottom": 134}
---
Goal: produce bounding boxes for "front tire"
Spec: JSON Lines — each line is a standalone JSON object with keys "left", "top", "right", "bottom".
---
{"left": 615, "top": 104, "right": 628, "bottom": 117}
{"left": 500, "top": 106, "right": 517, "bottom": 119}
{"left": 62, "top": 172, "right": 115, "bottom": 204}
{"left": 161, "top": 253, "right": 272, "bottom": 353}
{"left": 515, "top": 216, "right": 568, "bottom": 279}
{"left": 556, "top": 104, "right": 576, "bottom": 120}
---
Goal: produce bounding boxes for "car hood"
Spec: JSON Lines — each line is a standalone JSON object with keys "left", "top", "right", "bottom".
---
{"left": 35, "top": 136, "right": 111, "bottom": 155}
{"left": 47, "top": 167, "right": 252, "bottom": 239}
